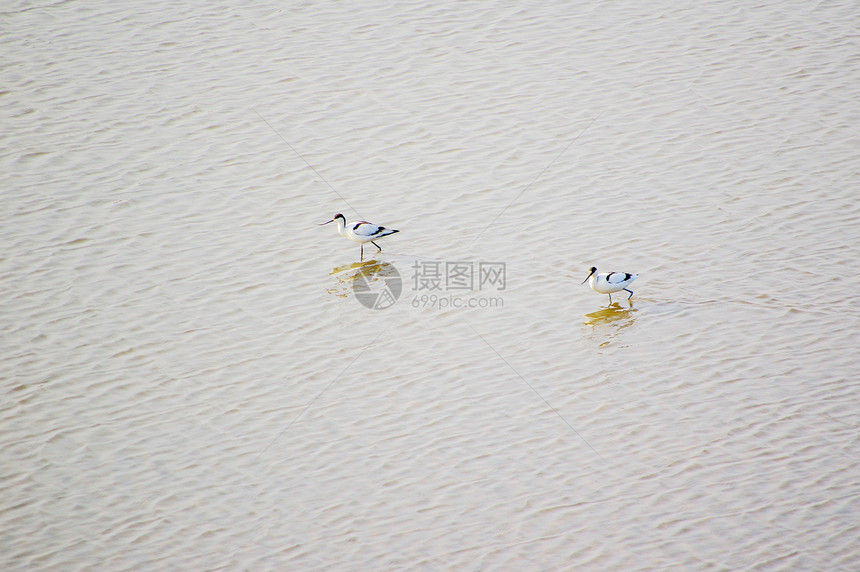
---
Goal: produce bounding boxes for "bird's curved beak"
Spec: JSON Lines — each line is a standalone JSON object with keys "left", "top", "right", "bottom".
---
{"left": 318, "top": 219, "right": 335, "bottom": 226}
{"left": 581, "top": 269, "right": 595, "bottom": 284}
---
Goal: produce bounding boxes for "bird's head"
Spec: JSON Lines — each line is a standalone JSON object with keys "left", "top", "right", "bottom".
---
{"left": 319, "top": 213, "right": 346, "bottom": 226}
{"left": 581, "top": 266, "right": 597, "bottom": 284}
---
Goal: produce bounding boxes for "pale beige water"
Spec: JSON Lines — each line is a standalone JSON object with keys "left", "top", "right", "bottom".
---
{"left": 2, "top": 1, "right": 859, "bottom": 570}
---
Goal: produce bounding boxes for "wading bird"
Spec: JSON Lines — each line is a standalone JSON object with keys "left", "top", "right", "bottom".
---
{"left": 582, "top": 266, "right": 638, "bottom": 303}
{"left": 319, "top": 213, "right": 399, "bottom": 260}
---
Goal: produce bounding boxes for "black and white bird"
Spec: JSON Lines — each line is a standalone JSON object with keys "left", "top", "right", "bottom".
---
{"left": 582, "top": 266, "right": 638, "bottom": 303}
{"left": 319, "top": 213, "right": 399, "bottom": 260}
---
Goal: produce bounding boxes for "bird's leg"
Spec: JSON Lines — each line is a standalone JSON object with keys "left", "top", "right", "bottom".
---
{"left": 371, "top": 240, "right": 382, "bottom": 252}
{"left": 624, "top": 288, "right": 634, "bottom": 299}
{"left": 607, "top": 293, "right": 613, "bottom": 304}
{"left": 360, "top": 244, "right": 364, "bottom": 261}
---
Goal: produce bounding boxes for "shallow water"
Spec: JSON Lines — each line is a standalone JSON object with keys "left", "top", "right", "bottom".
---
{"left": 2, "top": 1, "right": 859, "bottom": 570}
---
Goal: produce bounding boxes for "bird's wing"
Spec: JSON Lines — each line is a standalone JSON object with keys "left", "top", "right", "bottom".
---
{"left": 352, "top": 221, "right": 384, "bottom": 237}
{"left": 605, "top": 272, "right": 634, "bottom": 284}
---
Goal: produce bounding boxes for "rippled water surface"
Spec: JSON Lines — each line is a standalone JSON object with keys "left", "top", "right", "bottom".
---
{"left": 2, "top": 1, "right": 859, "bottom": 570}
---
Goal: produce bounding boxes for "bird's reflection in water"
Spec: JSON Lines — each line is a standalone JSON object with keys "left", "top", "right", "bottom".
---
{"left": 330, "top": 259, "right": 382, "bottom": 277}
{"left": 583, "top": 302, "right": 638, "bottom": 347}
{"left": 327, "top": 259, "right": 399, "bottom": 302}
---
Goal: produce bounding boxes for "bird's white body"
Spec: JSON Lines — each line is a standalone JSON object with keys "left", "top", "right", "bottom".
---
{"left": 320, "top": 213, "right": 398, "bottom": 259}
{"left": 582, "top": 266, "right": 638, "bottom": 302}
{"left": 334, "top": 217, "right": 397, "bottom": 244}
